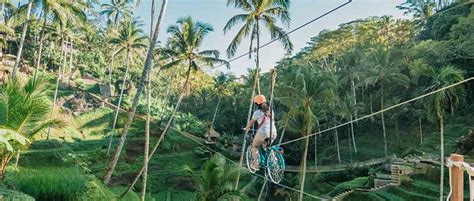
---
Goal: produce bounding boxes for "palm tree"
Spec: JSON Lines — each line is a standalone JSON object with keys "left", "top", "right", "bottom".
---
{"left": 103, "top": 0, "right": 168, "bottom": 185}
{"left": 11, "top": 0, "right": 33, "bottom": 79}
{"left": 115, "top": 16, "right": 229, "bottom": 192}
{"left": 184, "top": 155, "right": 243, "bottom": 201}
{"left": 100, "top": 0, "right": 132, "bottom": 26}
{"left": 224, "top": 0, "right": 293, "bottom": 93}
{"left": 32, "top": 0, "right": 85, "bottom": 81}
{"left": 0, "top": 77, "right": 63, "bottom": 178}
{"left": 397, "top": 0, "right": 436, "bottom": 25}
{"left": 106, "top": 19, "right": 147, "bottom": 154}
{"left": 211, "top": 72, "right": 235, "bottom": 128}
{"left": 278, "top": 67, "right": 335, "bottom": 201}
{"left": 364, "top": 47, "right": 410, "bottom": 157}
{"left": 415, "top": 65, "right": 465, "bottom": 200}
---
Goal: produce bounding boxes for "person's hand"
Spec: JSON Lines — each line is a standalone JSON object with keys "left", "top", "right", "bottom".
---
{"left": 242, "top": 127, "right": 249, "bottom": 132}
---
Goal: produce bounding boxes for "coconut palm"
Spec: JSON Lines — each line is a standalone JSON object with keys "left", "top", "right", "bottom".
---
{"left": 100, "top": 0, "right": 132, "bottom": 26}
{"left": 106, "top": 19, "right": 147, "bottom": 154}
{"left": 32, "top": 0, "right": 86, "bottom": 80}
{"left": 414, "top": 65, "right": 465, "bottom": 200}
{"left": 211, "top": 72, "right": 235, "bottom": 128}
{"left": 364, "top": 47, "right": 410, "bottom": 157}
{"left": 278, "top": 67, "right": 335, "bottom": 201}
{"left": 11, "top": 0, "right": 33, "bottom": 79}
{"left": 0, "top": 77, "right": 63, "bottom": 178}
{"left": 184, "top": 155, "right": 243, "bottom": 201}
{"left": 113, "top": 16, "right": 229, "bottom": 192}
{"left": 103, "top": 0, "right": 168, "bottom": 185}
{"left": 224, "top": 0, "right": 293, "bottom": 93}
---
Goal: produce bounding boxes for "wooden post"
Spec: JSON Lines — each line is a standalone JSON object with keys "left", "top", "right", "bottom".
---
{"left": 449, "top": 154, "right": 464, "bottom": 201}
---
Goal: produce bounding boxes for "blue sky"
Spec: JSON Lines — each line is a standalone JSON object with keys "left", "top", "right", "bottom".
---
{"left": 133, "top": 0, "right": 409, "bottom": 76}
{"left": 14, "top": 0, "right": 410, "bottom": 76}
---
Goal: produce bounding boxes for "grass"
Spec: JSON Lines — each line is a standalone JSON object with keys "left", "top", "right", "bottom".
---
{"left": 6, "top": 167, "right": 88, "bottom": 201}
{"left": 0, "top": 188, "right": 35, "bottom": 201}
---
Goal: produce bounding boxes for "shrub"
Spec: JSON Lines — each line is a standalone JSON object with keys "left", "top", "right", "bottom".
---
{"left": 6, "top": 167, "right": 87, "bottom": 200}
{"left": 0, "top": 188, "right": 35, "bottom": 201}
{"left": 77, "top": 177, "right": 116, "bottom": 201}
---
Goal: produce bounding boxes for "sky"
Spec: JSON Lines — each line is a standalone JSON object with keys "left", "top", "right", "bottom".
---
{"left": 135, "top": 0, "right": 409, "bottom": 76}
{"left": 14, "top": 0, "right": 410, "bottom": 76}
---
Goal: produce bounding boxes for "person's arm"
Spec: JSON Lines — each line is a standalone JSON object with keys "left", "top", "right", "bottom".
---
{"left": 243, "top": 119, "right": 257, "bottom": 132}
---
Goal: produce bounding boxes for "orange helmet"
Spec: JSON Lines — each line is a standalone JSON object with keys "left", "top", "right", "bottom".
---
{"left": 254, "top": 95, "right": 266, "bottom": 104}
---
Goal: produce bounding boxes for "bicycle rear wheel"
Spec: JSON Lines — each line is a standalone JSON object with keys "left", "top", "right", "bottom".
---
{"left": 246, "top": 146, "right": 257, "bottom": 173}
{"left": 267, "top": 149, "right": 285, "bottom": 183}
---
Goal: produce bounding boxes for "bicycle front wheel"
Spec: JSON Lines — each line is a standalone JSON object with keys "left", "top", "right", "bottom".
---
{"left": 246, "top": 145, "right": 257, "bottom": 173}
{"left": 267, "top": 149, "right": 285, "bottom": 184}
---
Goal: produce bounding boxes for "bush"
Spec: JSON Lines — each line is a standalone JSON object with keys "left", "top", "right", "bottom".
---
{"left": 77, "top": 177, "right": 116, "bottom": 201}
{"left": 6, "top": 167, "right": 87, "bottom": 200}
{"left": 0, "top": 188, "right": 35, "bottom": 201}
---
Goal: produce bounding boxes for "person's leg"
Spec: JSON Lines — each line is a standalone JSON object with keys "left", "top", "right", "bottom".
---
{"left": 252, "top": 133, "right": 266, "bottom": 169}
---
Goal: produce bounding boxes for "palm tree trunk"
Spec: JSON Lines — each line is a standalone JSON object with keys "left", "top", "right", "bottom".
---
{"left": 298, "top": 137, "right": 309, "bottom": 201}
{"left": 419, "top": 116, "right": 423, "bottom": 144}
{"left": 315, "top": 117, "right": 321, "bottom": 167}
{"left": 369, "top": 91, "right": 373, "bottom": 114}
{"left": 351, "top": 76, "right": 357, "bottom": 117}
{"left": 102, "top": 0, "right": 168, "bottom": 185}
{"left": 14, "top": 151, "right": 20, "bottom": 167}
{"left": 12, "top": 0, "right": 33, "bottom": 79}
{"left": 381, "top": 84, "right": 388, "bottom": 157}
{"left": 141, "top": 63, "right": 152, "bottom": 201}
{"left": 335, "top": 123, "right": 341, "bottom": 164}
{"left": 437, "top": 109, "right": 444, "bottom": 201}
{"left": 141, "top": 1, "right": 156, "bottom": 199}
{"left": 255, "top": 17, "right": 261, "bottom": 95}
{"left": 68, "top": 37, "right": 73, "bottom": 74}
{"left": 350, "top": 114, "right": 357, "bottom": 153}
{"left": 106, "top": 50, "right": 132, "bottom": 155}
{"left": 211, "top": 96, "right": 221, "bottom": 128}
{"left": 108, "top": 50, "right": 116, "bottom": 84}
{"left": 348, "top": 125, "right": 353, "bottom": 163}
{"left": 34, "top": 12, "right": 48, "bottom": 81}
{"left": 47, "top": 37, "right": 65, "bottom": 139}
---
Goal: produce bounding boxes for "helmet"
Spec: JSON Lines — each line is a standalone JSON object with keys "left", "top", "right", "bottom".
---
{"left": 254, "top": 95, "right": 266, "bottom": 104}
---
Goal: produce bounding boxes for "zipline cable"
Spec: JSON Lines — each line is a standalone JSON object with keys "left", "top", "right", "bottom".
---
{"left": 206, "top": 0, "right": 352, "bottom": 72}
{"left": 279, "top": 77, "right": 474, "bottom": 146}
{"left": 172, "top": 128, "right": 325, "bottom": 200}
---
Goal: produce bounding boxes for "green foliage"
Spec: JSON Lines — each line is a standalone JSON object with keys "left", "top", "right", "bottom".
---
{"left": 5, "top": 167, "right": 88, "bottom": 200}
{"left": 0, "top": 188, "right": 35, "bottom": 201}
{"left": 21, "top": 140, "right": 73, "bottom": 167}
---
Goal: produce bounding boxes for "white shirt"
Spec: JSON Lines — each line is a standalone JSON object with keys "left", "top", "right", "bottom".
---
{"left": 252, "top": 109, "right": 277, "bottom": 136}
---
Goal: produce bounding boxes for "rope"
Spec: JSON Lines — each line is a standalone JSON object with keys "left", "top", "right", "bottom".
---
{"left": 445, "top": 158, "right": 474, "bottom": 201}
{"left": 279, "top": 77, "right": 474, "bottom": 146}
{"left": 206, "top": 0, "right": 352, "bottom": 72}
{"left": 269, "top": 69, "right": 277, "bottom": 146}
{"left": 172, "top": 128, "right": 325, "bottom": 200}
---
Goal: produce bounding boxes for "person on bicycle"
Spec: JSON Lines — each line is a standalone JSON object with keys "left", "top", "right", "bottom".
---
{"left": 243, "top": 95, "right": 277, "bottom": 171}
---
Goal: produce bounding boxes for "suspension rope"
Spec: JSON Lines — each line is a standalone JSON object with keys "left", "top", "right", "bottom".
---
{"left": 279, "top": 77, "right": 474, "bottom": 146}
{"left": 206, "top": 0, "right": 352, "bottom": 72}
{"left": 269, "top": 69, "right": 277, "bottom": 146}
{"left": 172, "top": 128, "right": 325, "bottom": 200}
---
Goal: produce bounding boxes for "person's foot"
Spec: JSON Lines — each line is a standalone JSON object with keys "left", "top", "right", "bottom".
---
{"left": 250, "top": 160, "right": 260, "bottom": 171}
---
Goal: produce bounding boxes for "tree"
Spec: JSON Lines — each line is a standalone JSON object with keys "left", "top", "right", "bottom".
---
{"left": 211, "top": 72, "right": 235, "bottom": 128}
{"left": 11, "top": 0, "right": 33, "bottom": 79}
{"left": 184, "top": 155, "right": 243, "bottom": 201}
{"left": 103, "top": 0, "right": 168, "bottom": 185}
{"left": 364, "top": 47, "right": 410, "bottom": 157}
{"left": 0, "top": 78, "right": 63, "bottom": 178}
{"left": 117, "top": 16, "right": 229, "bottom": 194}
{"left": 32, "top": 0, "right": 85, "bottom": 81}
{"left": 416, "top": 65, "right": 465, "bottom": 200}
{"left": 278, "top": 67, "right": 335, "bottom": 201}
{"left": 100, "top": 0, "right": 132, "bottom": 26}
{"left": 224, "top": 0, "right": 293, "bottom": 93}
{"left": 106, "top": 19, "right": 147, "bottom": 154}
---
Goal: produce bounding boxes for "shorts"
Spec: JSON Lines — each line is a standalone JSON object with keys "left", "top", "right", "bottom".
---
{"left": 254, "top": 132, "right": 277, "bottom": 145}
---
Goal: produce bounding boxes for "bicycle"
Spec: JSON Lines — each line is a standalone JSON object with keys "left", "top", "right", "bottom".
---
{"left": 245, "top": 131, "right": 286, "bottom": 184}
